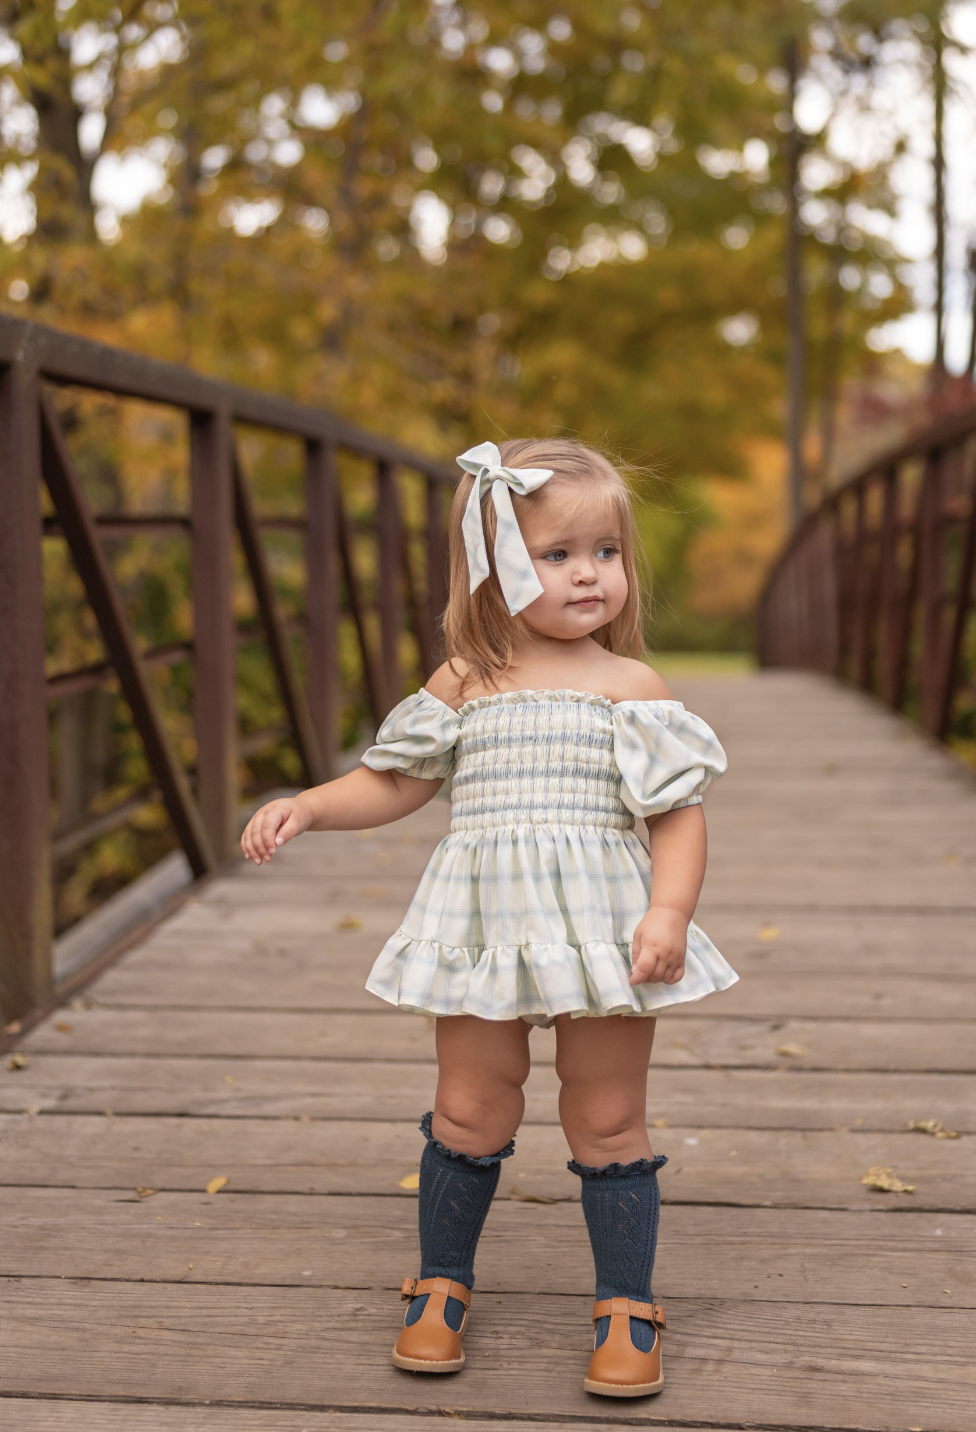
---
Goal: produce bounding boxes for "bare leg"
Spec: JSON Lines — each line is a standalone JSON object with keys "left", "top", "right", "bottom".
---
{"left": 555, "top": 1014, "right": 656, "bottom": 1165}
{"left": 433, "top": 1014, "right": 532, "bottom": 1157}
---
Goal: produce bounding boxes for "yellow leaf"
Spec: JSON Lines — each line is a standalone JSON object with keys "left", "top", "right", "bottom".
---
{"left": 650, "top": 1118, "right": 668, "bottom": 1128}
{"left": 206, "top": 1175, "right": 229, "bottom": 1195}
{"left": 399, "top": 1171, "right": 420, "bottom": 1189}
{"left": 861, "top": 1165, "right": 915, "bottom": 1194}
{"left": 5, "top": 1053, "right": 29, "bottom": 1071}
{"left": 336, "top": 915, "right": 362, "bottom": 931}
{"left": 135, "top": 1186, "right": 158, "bottom": 1199}
{"left": 508, "top": 1182, "right": 557, "bottom": 1204}
{"left": 758, "top": 924, "right": 780, "bottom": 941}
{"left": 54, "top": 1021, "right": 73, "bottom": 1034}
{"left": 777, "top": 1043, "right": 809, "bottom": 1058}
{"left": 906, "top": 1118, "right": 959, "bottom": 1139}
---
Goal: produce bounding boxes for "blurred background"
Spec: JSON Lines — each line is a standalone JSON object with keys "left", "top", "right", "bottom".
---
{"left": 2, "top": 0, "right": 974, "bottom": 933}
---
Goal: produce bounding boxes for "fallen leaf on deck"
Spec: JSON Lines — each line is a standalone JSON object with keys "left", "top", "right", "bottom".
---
{"left": 206, "top": 1175, "right": 229, "bottom": 1195}
{"left": 5, "top": 1053, "right": 29, "bottom": 1071}
{"left": 777, "top": 1044, "right": 809, "bottom": 1058}
{"left": 54, "top": 1022, "right": 73, "bottom": 1034}
{"left": 861, "top": 1166, "right": 915, "bottom": 1194}
{"left": 399, "top": 1172, "right": 421, "bottom": 1189}
{"left": 335, "top": 916, "right": 362, "bottom": 931}
{"left": 906, "top": 1119, "right": 959, "bottom": 1139}
{"left": 758, "top": 925, "right": 780, "bottom": 941}
{"left": 650, "top": 1118, "right": 667, "bottom": 1128}
{"left": 135, "top": 1187, "right": 158, "bottom": 1199}
{"left": 509, "top": 1183, "right": 557, "bottom": 1204}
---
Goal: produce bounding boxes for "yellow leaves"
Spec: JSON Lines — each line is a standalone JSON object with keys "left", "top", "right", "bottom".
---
{"left": 777, "top": 1043, "right": 809, "bottom": 1058}
{"left": 206, "top": 1175, "right": 229, "bottom": 1195}
{"left": 398, "top": 1172, "right": 420, "bottom": 1189}
{"left": 135, "top": 1186, "right": 158, "bottom": 1199}
{"left": 54, "top": 1021, "right": 73, "bottom": 1034}
{"left": 508, "top": 1183, "right": 556, "bottom": 1204}
{"left": 758, "top": 924, "right": 780, "bottom": 941}
{"left": 906, "top": 1119, "right": 959, "bottom": 1139}
{"left": 861, "top": 1166, "right": 915, "bottom": 1194}
{"left": 336, "top": 915, "right": 362, "bottom": 931}
{"left": 650, "top": 1118, "right": 668, "bottom": 1128}
{"left": 5, "top": 1053, "right": 29, "bottom": 1071}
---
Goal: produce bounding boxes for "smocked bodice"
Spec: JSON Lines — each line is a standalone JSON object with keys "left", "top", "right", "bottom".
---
{"left": 450, "top": 691, "right": 629, "bottom": 831}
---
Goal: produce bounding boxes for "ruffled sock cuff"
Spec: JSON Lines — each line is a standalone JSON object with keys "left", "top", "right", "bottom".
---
{"left": 419, "top": 1110, "right": 516, "bottom": 1165}
{"left": 567, "top": 1153, "right": 668, "bottom": 1179}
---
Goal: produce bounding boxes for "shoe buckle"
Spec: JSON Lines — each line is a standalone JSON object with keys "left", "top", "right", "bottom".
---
{"left": 651, "top": 1303, "right": 666, "bottom": 1329}
{"left": 400, "top": 1278, "right": 418, "bottom": 1301}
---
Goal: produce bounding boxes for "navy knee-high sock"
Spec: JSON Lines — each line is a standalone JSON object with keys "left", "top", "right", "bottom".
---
{"left": 404, "top": 1111, "right": 514, "bottom": 1333}
{"left": 569, "top": 1154, "right": 668, "bottom": 1353}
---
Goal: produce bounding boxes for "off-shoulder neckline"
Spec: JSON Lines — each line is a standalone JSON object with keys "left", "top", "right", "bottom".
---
{"left": 414, "top": 687, "right": 687, "bottom": 718}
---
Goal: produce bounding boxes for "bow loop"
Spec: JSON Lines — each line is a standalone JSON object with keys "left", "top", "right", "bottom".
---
{"left": 456, "top": 441, "right": 554, "bottom": 615}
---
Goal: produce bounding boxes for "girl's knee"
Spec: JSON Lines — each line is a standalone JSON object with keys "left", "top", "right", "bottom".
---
{"left": 434, "top": 1086, "right": 523, "bottom": 1156}
{"left": 559, "top": 1087, "right": 645, "bottom": 1151}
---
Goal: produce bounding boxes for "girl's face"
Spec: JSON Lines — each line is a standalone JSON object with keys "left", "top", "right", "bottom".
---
{"left": 516, "top": 485, "right": 629, "bottom": 642}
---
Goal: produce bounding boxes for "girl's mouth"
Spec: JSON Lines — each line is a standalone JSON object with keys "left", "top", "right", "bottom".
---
{"left": 570, "top": 596, "right": 602, "bottom": 607}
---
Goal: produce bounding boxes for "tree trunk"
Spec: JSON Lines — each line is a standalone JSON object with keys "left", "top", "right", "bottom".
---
{"left": 784, "top": 36, "right": 806, "bottom": 528}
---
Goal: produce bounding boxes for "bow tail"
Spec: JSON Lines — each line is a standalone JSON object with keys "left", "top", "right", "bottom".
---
{"left": 491, "top": 480, "right": 544, "bottom": 616}
{"left": 460, "top": 474, "right": 492, "bottom": 594}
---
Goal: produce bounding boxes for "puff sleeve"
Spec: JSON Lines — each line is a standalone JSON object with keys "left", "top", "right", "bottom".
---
{"left": 613, "top": 700, "right": 727, "bottom": 818}
{"left": 361, "top": 689, "right": 461, "bottom": 780}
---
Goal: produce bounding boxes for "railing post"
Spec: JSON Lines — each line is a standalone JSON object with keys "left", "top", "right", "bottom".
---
{"left": 305, "top": 440, "right": 339, "bottom": 780}
{"left": 427, "top": 475, "right": 448, "bottom": 666}
{"left": 376, "top": 460, "right": 402, "bottom": 714}
{"left": 0, "top": 359, "right": 52, "bottom": 1022}
{"left": 191, "top": 408, "right": 237, "bottom": 860}
{"left": 918, "top": 452, "right": 947, "bottom": 734}
{"left": 877, "top": 466, "right": 901, "bottom": 707}
{"left": 938, "top": 445, "right": 976, "bottom": 739}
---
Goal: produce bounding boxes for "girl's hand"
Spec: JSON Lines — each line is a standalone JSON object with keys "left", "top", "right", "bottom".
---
{"left": 629, "top": 906, "right": 688, "bottom": 986}
{"left": 241, "top": 797, "right": 312, "bottom": 864}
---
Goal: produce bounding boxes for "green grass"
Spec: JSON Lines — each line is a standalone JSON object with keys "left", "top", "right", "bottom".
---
{"left": 646, "top": 651, "right": 757, "bottom": 678}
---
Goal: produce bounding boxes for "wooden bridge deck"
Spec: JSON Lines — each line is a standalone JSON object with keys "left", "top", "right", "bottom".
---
{"left": 2, "top": 669, "right": 975, "bottom": 1432}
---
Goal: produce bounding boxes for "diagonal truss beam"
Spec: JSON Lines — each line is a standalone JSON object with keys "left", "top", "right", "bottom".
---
{"left": 39, "top": 389, "right": 215, "bottom": 877}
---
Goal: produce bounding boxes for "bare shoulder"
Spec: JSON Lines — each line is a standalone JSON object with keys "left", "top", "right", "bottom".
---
{"left": 424, "top": 660, "right": 469, "bottom": 711}
{"left": 603, "top": 655, "right": 673, "bottom": 702}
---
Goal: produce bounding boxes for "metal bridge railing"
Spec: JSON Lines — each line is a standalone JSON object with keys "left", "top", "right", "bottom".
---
{"left": 0, "top": 315, "right": 456, "bottom": 1024}
{"left": 758, "top": 402, "right": 976, "bottom": 750}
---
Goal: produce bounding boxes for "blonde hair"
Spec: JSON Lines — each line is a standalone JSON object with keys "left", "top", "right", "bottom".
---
{"left": 443, "top": 438, "right": 647, "bottom": 693}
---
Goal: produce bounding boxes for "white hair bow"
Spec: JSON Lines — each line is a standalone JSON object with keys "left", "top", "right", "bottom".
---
{"left": 456, "top": 441, "right": 554, "bottom": 615}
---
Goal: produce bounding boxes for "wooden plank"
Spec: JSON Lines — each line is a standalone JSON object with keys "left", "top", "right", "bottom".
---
{"left": 2, "top": 1280, "right": 973, "bottom": 1430}
{"left": 1, "top": 1115, "right": 972, "bottom": 1211}
{"left": 85, "top": 953, "right": 976, "bottom": 1019}
{"left": 3, "top": 1188, "right": 973, "bottom": 1309}
{"left": 0, "top": 1407, "right": 721, "bottom": 1432}
{"left": 4, "top": 1055, "right": 974, "bottom": 1133}
{"left": 0, "top": 356, "right": 52, "bottom": 1022}
{"left": 22, "top": 1006, "right": 976, "bottom": 1072}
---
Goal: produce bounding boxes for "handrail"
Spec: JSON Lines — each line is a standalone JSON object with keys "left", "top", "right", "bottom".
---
{"left": 0, "top": 315, "right": 457, "bottom": 1023}
{"left": 758, "top": 399, "right": 976, "bottom": 752}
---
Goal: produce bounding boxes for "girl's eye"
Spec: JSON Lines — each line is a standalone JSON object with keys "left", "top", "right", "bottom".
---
{"left": 597, "top": 545, "right": 618, "bottom": 560}
{"left": 543, "top": 549, "right": 567, "bottom": 562}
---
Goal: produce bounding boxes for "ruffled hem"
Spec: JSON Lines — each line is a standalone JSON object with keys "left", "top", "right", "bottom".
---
{"left": 419, "top": 1110, "right": 515, "bottom": 1163}
{"left": 568, "top": 1154, "right": 668, "bottom": 1178}
{"left": 365, "top": 925, "right": 738, "bottom": 1023}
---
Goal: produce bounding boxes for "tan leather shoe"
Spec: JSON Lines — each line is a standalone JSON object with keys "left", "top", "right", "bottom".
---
{"left": 391, "top": 1276, "right": 471, "bottom": 1373}
{"left": 583, "top": 1298, "right": 665, "bottom": 1397}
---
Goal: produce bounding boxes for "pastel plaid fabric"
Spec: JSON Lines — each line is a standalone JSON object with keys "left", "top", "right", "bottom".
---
{"left": 456, "top": 441, "right": 554, "bottom": 615}
{"left": 361, "top": 689, "right": 737, "bottom": 1024}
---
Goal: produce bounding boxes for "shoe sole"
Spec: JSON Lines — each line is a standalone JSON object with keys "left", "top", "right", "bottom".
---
{"left": 583, "top": 1375, "right": 664, "bottom": 1398}
{"left": 391, "top": 1350, "right": 465, "bottom": 1373}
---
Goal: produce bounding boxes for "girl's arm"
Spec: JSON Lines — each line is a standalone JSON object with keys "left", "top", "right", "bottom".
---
{"left": 629, "top": 803, "right": 707, "bottom": 985}
{"left": 241, "top": 767, "right": 443, "bottom": 865}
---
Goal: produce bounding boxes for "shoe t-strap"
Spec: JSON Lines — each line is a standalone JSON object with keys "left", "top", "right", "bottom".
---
{"left": 592, "top": 1298, "right": 665, "bottom": 1330}
{"left": 401, "top": 1276, "right": 472, "bottom": 1309}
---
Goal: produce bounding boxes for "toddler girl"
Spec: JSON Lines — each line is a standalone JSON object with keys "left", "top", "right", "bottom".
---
{"left": 242, "top": 439, "right": 736, "bottom": 1398}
